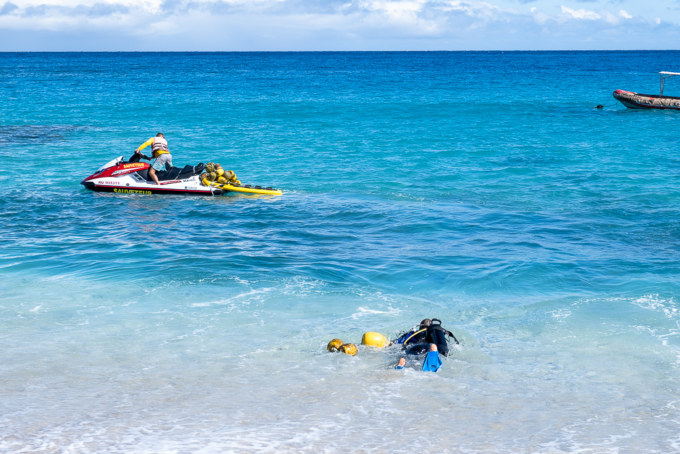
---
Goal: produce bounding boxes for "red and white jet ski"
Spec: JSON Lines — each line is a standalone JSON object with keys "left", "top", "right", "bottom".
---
{"left": 81, "top": 155, "right": 282, "bottom": 196}
{"left": 81, "top": 156, "right": 221, "bottom": 195}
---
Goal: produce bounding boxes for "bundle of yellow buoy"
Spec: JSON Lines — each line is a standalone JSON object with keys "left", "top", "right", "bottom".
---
{"left": 199, "top": 161, "right": 282, "bottom": 196}
{"left": 326, "top": 332, "right": 388, "bottom": 356}
{"left": 200, "top": 162, "right": 241, "bottom": 188}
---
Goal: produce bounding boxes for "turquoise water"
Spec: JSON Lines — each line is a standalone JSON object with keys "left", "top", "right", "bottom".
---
{"left": 1, "top": 51, "right": 680, "bottom": 452}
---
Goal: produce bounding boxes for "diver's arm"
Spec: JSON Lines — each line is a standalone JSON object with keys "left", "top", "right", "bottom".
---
{"left": 446, "top": 329, "right": 460, "bottom": 344}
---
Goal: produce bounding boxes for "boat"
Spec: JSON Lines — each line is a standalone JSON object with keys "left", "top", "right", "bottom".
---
{"left": 81, "top": 155, "right": 282, "bottom": 196}
{"left": 613, "top": 71, "right": 680, "bottom": 110}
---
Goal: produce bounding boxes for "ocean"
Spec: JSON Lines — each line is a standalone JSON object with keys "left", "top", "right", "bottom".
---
{"left": 1, "top": 51, "right": 679, "bottom": 453}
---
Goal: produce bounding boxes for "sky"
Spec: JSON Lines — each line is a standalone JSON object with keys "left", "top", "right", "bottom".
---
{"left": 0, "top": 0, "right": 679, "bottom": 51}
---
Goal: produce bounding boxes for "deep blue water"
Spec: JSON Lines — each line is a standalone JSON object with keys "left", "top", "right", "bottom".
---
{"left": 1, "top": 51, "right": 680, "bottom": 453}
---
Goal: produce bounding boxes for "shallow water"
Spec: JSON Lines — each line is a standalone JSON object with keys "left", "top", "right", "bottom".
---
{"left": 1, "top": 51, "right": 680, "bottom": 452}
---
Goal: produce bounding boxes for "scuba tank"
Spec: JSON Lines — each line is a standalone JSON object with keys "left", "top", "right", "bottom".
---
{"left": 425, "top": 319, "right": 449, "bottom": 356}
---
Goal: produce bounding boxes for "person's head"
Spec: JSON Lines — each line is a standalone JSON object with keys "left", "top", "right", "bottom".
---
{"left": 429, "top": 343, "right": 438, "bottom": 352}
{"left": 419, "top": 319, "right": 432, "bottom": 329}
{"left": 156, "top": 132, "right": 165, "bottom": 138}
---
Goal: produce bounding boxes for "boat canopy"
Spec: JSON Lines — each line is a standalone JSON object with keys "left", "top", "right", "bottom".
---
{"left": 659, "top": 72, "right": 680, "bottom": 95}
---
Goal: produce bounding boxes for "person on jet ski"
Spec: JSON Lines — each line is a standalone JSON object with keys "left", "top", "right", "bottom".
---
{"left": 134, "top": 132, "right": 172, "bottom": 185}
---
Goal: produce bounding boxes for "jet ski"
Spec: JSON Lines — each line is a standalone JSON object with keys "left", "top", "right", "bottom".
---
{"left": 81, "top": 155, "right": 282, "bottom": 196}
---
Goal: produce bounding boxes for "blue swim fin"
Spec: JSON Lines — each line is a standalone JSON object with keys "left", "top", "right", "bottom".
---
{"left": 422, "top": 351, "right": 442, "bottom": 372}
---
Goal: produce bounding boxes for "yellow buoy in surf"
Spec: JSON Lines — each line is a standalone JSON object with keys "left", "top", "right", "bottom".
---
{"left": 361, "top": 332, "right": 388, "bottom": 348}
{"left": 339, "top": 343, "right": 358, "bottom": 356}
{"left": 327, "top": 338, "right": 344, "bottom": 352}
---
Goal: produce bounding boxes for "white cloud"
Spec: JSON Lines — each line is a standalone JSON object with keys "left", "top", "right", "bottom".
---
{"left": 361, "top": 0, "right": 425, "bottom": 21}
{"left": 0, "top": 0, "right": 679, "bottom": 50}
{"left": 529, "top": 6, "right": 549, "bottom": 24}
{"left": 440, "top": 0, "right": 503, "bottom": 20}
{"left": 354, "top": 0, "right": 441, "bottom": 35}
{"left": 619, "top": 10, "right": 632, "bottom": 20}
{"left": 8, "top": 0, "right": 140, "bottom": 7}
{"left": 560, "top": 5, "right": 600, "bottom": 21}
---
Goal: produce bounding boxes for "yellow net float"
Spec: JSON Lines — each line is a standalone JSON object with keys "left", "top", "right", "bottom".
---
{"left": 327, "top": 338, "right": 343, "bottom": 352}
{"left": 200, "top": 164, "right": 235, "bottom": 184}
{"left": 199, "top": 162, "right": 281, "bottom": 195}
{"left": 339, "top": 343, "right": 358, "bottom": 356}
{"left": 361, "top": 332, "right": 388, "bottom": 348}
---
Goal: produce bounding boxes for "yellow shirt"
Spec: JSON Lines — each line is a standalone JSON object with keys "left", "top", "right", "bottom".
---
{"left": 137, "top": 137, "right": 170, "bottom": 158}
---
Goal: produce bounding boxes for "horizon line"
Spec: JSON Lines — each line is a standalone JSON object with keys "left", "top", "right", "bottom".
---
{"left": 2, "top": 49, "right": 680, "bottom": 53}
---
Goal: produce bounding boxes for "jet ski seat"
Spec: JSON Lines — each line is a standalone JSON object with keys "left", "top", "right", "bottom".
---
{"left": 137, "top": 163, "right": 205, "bottom": 181}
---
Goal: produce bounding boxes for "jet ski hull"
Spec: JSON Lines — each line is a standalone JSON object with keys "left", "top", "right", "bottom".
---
{"left": 81, "top": 180, "right": 224, "bottom": 196}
